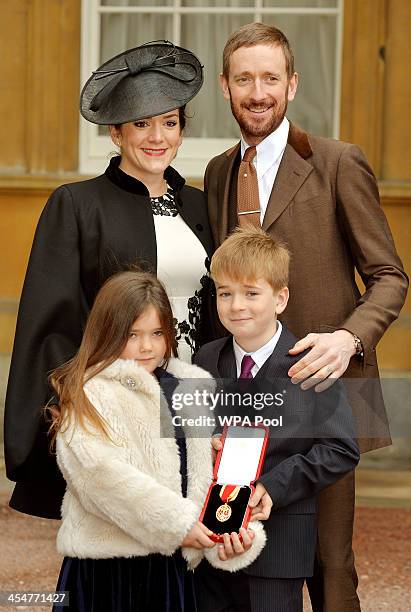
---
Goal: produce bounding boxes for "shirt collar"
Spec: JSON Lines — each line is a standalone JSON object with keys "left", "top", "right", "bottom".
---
{"left": 233, "top": 320, "right": 283, "bottom": 374}
{"left": 241, "top": 117, "right": 289, "bottom": 178}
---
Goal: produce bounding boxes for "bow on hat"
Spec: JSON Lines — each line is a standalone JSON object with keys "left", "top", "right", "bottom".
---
{"left": 90, "top": 41, "right": 199, "bottom": 112}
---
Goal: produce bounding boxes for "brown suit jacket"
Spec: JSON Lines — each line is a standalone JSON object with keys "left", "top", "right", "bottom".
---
{"left": 204, "top": 123, "right": 408, "bottom": 452}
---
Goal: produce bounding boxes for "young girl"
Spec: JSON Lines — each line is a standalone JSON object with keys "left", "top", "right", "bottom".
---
{"left": 49, "top": 271, "right": 264, "bottom": 612}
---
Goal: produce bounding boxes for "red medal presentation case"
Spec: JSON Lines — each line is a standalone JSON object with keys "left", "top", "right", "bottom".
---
{"left": 199, "top": 425, "right": 269, "bottom": 543}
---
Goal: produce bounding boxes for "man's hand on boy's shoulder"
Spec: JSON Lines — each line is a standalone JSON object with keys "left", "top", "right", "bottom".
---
{"left": 249, "top": 483, "right": 273, "bottom": 521}
{"left": 288, "top": 330, "right": 357, "bottom": 392}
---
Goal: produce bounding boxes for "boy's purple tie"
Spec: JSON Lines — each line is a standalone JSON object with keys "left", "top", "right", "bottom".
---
{"left": 240, "top": 355, "right": 255, "bottom": 379}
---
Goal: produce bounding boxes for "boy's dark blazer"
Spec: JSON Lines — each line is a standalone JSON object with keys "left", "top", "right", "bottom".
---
{"left": 195, "top": 324, "right": 359, "bottom": 578}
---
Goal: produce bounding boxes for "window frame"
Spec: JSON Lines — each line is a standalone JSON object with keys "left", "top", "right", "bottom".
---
{"left": 80, "top": 0, "right": 344, "bottom": 177}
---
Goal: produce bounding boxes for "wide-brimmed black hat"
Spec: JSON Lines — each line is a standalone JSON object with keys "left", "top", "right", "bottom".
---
{"left": 80, "top": 41, "right": 203, "bottom": 125}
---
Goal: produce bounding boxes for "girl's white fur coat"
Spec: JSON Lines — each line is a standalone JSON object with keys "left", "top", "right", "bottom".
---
{"left": 56, "top": 358, "right": 265, "bottom": 571}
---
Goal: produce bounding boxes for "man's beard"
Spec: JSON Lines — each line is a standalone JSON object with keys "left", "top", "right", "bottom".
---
{"left": 229, "top": 88, "right": 288, "bottom": 141}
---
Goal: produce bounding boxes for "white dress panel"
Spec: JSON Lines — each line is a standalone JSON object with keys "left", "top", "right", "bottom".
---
{"left": 152, "top": 195, "right": 208, "bottom": 362}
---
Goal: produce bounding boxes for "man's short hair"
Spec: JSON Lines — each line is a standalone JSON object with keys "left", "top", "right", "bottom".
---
{"left": 211, "top": 227, "right": 290, "bottom": 291}
{"left": 223, "top": 22, "right": 295, "bottom": 80}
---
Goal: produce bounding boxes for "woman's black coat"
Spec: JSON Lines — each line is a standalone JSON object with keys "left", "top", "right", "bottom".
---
{"left": 4, "top": 160, "right": 215, "bottom": 519}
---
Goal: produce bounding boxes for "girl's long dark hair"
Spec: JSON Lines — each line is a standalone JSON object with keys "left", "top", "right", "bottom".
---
{"left": 47, "top": 271, "right": 177, "bottom": 445}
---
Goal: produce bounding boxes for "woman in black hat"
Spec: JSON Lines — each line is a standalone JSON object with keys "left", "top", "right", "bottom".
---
{"left": 4, "top": 42, "right": 218, "bottom": 521}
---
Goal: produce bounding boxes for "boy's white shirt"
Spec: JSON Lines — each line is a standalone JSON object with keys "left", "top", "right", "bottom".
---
{"left": 56, "top": 357, "right": 266, "bottom": 571}
{"left": 233, "top": 321, "right": 283, "bottom": 377}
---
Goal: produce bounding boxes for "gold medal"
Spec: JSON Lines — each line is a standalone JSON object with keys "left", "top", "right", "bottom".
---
{"left": 215, "top": 485, "right": 241, "bottom": 522}
{"left": 216, "top": 503, "right": 232, "bottom": 522}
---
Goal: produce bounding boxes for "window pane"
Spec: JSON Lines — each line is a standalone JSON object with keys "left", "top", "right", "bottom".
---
{"left": 262, "top": 14, "right": 337, "bottom": 136}
{"left": 181, "top": 1, "right": 254, "bottom": 6}
{"left": 98, "top": 9, "right": 338, "bottom": 139}
{"left": 100, "top": 13, "right": 174, "bottom": 63}
{"left": 180, "top": 14, "right": 252, "bottom": 138}
{"left": 180, "top": 13, "right": 337, "bottom": 138}
{"left": 101, "top": 1, "right": 173, "bottom": 6}
{"left": 98, "top": 13, "right": 173, "bottom": 134}
{"left": 100, "top": 1, "right": 339, "bottom": 6}
{"left": 262, "top": 0, "right": 337, "bottom": 6}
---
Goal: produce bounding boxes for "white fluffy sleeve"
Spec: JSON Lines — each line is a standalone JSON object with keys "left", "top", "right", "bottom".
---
{"left": 182, "top": 521, "right": 267, "bottom": 572}
{"left": 57, "top": 432, "right": 198, "bottom": 556}
{"left": 203, "top": 521, "right": 267, "bottom": 572}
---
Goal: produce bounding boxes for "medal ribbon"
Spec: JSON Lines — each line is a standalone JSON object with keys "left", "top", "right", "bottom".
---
{"left": 220, "top": 485, "right": 241, "bottom": 503}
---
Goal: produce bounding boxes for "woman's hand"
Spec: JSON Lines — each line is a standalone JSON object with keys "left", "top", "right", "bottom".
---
{"left": 181, "top": 521, "right": 215, "bottom": 549}
{"left": 217, "top": 527, "right": 254, "bottom": 561}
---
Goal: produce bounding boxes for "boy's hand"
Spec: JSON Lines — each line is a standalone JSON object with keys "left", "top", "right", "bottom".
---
{"left": 181, "top": 521, "right": 215, "bottom": 549}
{"left": 288, "top": 330, "right": 356, "bottom": 392}
{"left": 217, "top": 527, "right": 254, "bottom": 561}
{"left": 211, "top": 435, "right": 223, "bottom": 463}
{"left": 248, "top": 483, "right": 273, "bottom": 520}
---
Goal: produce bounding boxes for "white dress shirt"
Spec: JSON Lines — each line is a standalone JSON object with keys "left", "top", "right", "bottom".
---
{"left": 233, "top": 321, "right": 283, "bottom": 378}
{"left": 240, "top": 117, "right": 289, "bottom": 223}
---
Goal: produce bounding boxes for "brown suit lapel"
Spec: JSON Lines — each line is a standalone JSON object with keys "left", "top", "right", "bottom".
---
{"left": 262, "top": 123, "right": 313, "bottom": 232}
{"left": 217, "top": 123, "right": 313, "bottom": 237}
{"left": 217, "top": 142, "right": 240, "bottom": 243}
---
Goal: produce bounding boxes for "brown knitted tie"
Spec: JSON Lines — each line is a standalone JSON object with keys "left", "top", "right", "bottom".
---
{"left": 237, "top": 146, "right": 260, "bottom": 228}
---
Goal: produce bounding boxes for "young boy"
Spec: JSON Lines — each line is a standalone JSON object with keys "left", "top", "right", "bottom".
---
{"left": 194, "top": 227, "right": 359, "bottom": 612}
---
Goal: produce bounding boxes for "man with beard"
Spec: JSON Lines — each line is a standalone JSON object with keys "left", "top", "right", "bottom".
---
{"left": 204, "top": 22, "right": 408, "bottom": 612}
